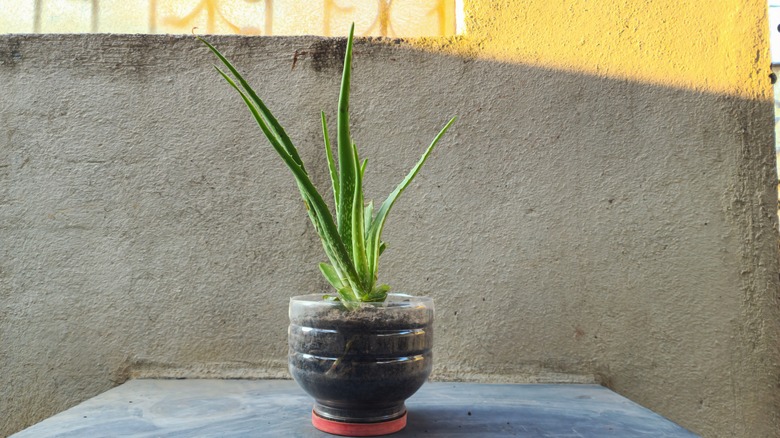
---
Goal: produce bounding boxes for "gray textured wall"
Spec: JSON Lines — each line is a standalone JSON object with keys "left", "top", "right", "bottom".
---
{"left": 1, "top": 33, "right": 779, "bottom": 437}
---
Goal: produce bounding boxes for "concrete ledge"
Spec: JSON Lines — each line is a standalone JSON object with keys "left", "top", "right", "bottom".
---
{"left": 12, "top": 379, "right": 698, "bottom": 437}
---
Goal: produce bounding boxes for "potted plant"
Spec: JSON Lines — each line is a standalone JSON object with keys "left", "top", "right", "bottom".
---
{"left": 200, "top": 24, "right": 455, "bottom": 436}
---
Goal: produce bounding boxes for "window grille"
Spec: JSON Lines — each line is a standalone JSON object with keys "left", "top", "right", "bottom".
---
{"left": 0, "top": 0, "right": 461, "bottom": 36}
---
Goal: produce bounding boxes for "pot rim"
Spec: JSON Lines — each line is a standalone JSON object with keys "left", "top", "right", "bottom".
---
{"left": 290, "top": 293, "right": 433, "bottom": 308}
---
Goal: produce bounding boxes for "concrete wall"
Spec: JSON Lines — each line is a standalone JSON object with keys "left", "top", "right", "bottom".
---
{"left": 2, "top": 1, "right": 779, "bottom": 436}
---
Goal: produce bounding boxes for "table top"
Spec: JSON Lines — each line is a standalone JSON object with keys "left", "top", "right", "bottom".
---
{"left": 12, "top": 379, "right": 698, "bottom": 437}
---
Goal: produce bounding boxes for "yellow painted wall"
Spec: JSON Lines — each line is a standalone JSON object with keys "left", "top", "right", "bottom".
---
{"left": 426, "top": 0, "right": 773, "bottom": 99}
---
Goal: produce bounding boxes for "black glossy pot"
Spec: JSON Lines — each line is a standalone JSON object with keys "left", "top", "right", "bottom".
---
{"left": 288, "top": 294, "right": 434, "bottom": 435}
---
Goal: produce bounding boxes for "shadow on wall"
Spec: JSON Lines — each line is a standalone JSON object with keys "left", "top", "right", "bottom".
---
{"left": 0, "top": 34, "right": 777, "bottom": 438}
{"left": 771, "top": 65, "right": 780, "bottom": 217}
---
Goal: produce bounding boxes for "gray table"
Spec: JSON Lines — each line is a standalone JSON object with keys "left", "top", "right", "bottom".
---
{"left": 12, "top": 379, "right": 698, "bottom": 437}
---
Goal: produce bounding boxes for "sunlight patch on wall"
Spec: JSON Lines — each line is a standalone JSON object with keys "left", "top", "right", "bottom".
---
{"left": 457, "top": 0, "right": 770, "bottom": 99}
{"left": 0, "top": 0, "right": 458, "bottom": 37}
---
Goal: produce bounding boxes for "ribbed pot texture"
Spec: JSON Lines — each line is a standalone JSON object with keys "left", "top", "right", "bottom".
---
{"left": 288, "top": 294, "right": 434, "bottom": 423}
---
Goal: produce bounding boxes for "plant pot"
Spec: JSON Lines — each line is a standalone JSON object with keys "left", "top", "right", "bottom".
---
{"left": 288, "top": 293, "right": 434, "bottom": 436}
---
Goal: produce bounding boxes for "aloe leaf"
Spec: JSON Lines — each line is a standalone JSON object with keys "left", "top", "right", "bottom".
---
{"left": 319, "top": 263, "right": 344, "bottom": 290}
{"left": 364, "top": 200, "right": 374, "bottom": 236}
{"left": 308, "top": 201, "right": 344, "bottom": 282}
{"left": 337, "top": 23, "right": 356, "bottom": 259}
{"left": 366, "top": 116, "right": 457, "bottom": 279}
{"left": 204, "top": 41, "right": 350, "bottom": 287}
{"left": 200, "top": 37, "right": 305, "bottom": 170}
{"left": 351, "top": 144, "right": 370, "bottom": 294}
{"left": 210, "top": 65, "right": 363, "bottom": 299}
{"left": 364, "top": 197, "right": 376, "bottom": 281}
{"left": 212, "top": 78, "right": 343, "bottom": 287}
{"left": 365, "top": 284, "right": 390, "bottom": 302}
{"left": 337, "top": 285, "right": 360, "bottom": 309}
{"left": 321, "top": 111, "right": 339, "bottom": 207}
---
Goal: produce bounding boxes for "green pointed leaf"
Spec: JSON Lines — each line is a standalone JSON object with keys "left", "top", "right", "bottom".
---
{"left": 364, "top": 198, "right": 377, "bottom": 285}
{"left": 337, "top": 23, "right": 356, "bottom": 259}
{"left": 364, "top": 284, "right": 390, "bottom": 302}
{"left": 208, "top": 47, "right": 347, "bottom": 295}
{"left": 351, "top": 143, "right": 370, "bottom": 294}
{"left": 319, "top": 263, "right": 344, "bottom": 290}
{"left": 364, "top": 200, "right": 374, "bottom": 236}
{"left": 200, "top": 37, "right": 305, "bottom": 170}
{"left": 360, "top": 157, "right": 367, "bottom": 178}
{"left": 208, "top": 63, "right": 363, "bottom": 297}
{"left": 337, "top": 285, "right": 360, "bottom": 309}
{"left": 366, "top": 117, "right": 456, "bottom": 279}
{"left": 322, "top": 111, "right": 339, "bottom": 207}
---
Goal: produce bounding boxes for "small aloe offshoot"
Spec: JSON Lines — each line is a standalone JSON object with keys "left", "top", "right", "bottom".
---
{"left": 200, "top": 24, "right": 455, "bottom": 308}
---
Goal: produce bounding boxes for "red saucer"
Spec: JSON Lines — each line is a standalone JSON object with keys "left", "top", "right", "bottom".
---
{"left": 311, "top": 410, "right": 407, "bottom": 436}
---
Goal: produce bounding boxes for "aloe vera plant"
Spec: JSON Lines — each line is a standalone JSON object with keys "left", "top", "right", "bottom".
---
{"left": 201, "top": 25, "right": 455, "bottom": 307}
